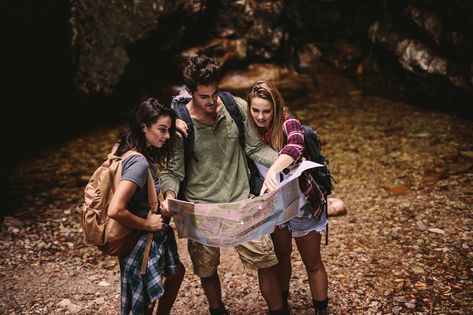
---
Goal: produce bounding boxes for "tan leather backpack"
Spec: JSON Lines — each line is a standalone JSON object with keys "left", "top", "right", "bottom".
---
{"left": 81, "top": 148, "right": 158, "bottom": 265}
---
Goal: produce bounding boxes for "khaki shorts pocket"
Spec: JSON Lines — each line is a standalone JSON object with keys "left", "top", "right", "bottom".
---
{"left": 188, "top": 239, "right": 220, "bottom": 278}
{"left": 234, "top": 235, "right": 277, "bottom": 270}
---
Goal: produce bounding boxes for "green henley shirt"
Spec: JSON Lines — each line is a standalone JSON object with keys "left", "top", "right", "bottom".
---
{"left": 160, "top": 96, "right": 278, "bottom": 203}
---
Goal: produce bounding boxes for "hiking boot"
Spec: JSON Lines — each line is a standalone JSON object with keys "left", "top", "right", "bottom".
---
{"left": 209, "top": 303, "right": 229, "bottom": 315}
{"left": 267, "top": 306, "right": 290, "bottom": 315}
{"left": 313, "top": 298, "right": 328, "bottom": 315}
{"left": 287, "top": 304, "right": 292, "bottom": 315}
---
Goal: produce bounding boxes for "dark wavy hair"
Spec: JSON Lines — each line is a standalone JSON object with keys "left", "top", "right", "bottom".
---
{"left": 183, "top": 54, "right": 220, "bottom": 92}
{"left": 116, "top": 98, "right": 176, "bottom": 166}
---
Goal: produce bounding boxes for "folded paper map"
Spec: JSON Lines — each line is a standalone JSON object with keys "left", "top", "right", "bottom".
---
{"left": 168, "top": 161, "right": 323, "bottom": 247}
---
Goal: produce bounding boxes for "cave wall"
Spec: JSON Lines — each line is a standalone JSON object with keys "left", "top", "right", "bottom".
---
{"left": 285, "top": 0, "right": 473, "bottom": 115}
{"left": 2, "top": 0, "right": 472, "bottom": 165}
{"left": 70, "top": 0, "right": 472, "bottom": 117}
{"left": 70, "top": 0, "right": 183, "bottom": 97}
{"left": 365, "top": 0, "right": 473, "bottom": 116}
{"left": 71, "top": 0, "right": 289, "bottom": 107}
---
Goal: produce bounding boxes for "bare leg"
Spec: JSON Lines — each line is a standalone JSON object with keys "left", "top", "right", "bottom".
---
{"left": 157, "top": 261, "right": 186, "bottom": 315}
{"left": 271, "top": 227, "right": 293, "bottom": 293}
{"left": 258, "top": 265, "right": 284, "bottom": 311}
{"left": 201, "top": 271, "right": 224, "bottom": 309}
{"left": 294, "top": 231, "right": 328, "bottom": 300}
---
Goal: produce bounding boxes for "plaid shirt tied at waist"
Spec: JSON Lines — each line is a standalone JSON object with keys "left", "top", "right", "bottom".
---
{"left": 299, "top": 169, "right": 327, "bottom": 220}
{"left": 119, "top": 227, "right": 179, "bottom": 315}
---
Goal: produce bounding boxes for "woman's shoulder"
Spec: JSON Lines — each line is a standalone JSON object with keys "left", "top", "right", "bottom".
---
{"left": 233, "top": 96, "right": 248, "bottom": 112}
{"left": 122, "top": 154, "right": 149, "bottom": 171}
{"left": 283, "top": 113, "right": 303, "bottom": 128}
{"left": 285, "top": 112, "right": 300, "bottom": 121}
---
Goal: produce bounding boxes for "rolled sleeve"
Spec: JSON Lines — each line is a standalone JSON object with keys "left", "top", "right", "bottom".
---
{"left": 280, "top": 118, "right": 304, "bottom": 162}
{"left": 160, "top": 137, "right": 185, "bottom": 195}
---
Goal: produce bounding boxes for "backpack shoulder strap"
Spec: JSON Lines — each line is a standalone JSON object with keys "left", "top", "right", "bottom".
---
{"left": 140, "top": 167, "right": 158, "bottom": 275}
{"left": 146, "top": 168, "right": 158, "bottom": 213}
{"left": 101, "top": 149, "right": 144, "bottom": 194}
{"left": 219, "top": 91, "right": 245, "bottom": 147}
{"left": 302, "top": 125, "right": 322, "bottom": 152}
{"left": 107, "top": 146, "right": 142, "bottom": 161}
{"left": 120, "top": 149, "right": 143, "bottom": 161}
{"left": 174, "top": 102, "right": 192, "bottom": 125}
{"left": 115, "top": 150, "right": 158, "bottom": 213}
{"left": 174, "top": 104, "right": 198, "bottom": 163}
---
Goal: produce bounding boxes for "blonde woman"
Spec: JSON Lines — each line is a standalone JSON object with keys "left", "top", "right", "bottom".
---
{"left": 247, "top": 80, "right": 329, "bottom": 315}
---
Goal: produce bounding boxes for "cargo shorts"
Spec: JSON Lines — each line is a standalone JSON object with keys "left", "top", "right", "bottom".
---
{"left": 187, "top": 235, "right": 278, "bottom": 278}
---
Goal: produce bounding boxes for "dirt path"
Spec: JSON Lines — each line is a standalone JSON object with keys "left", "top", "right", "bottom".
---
{"left": 1, "top": 64, "right": 472, "bottom": 314}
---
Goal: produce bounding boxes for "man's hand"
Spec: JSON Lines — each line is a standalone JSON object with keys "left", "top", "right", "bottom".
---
{"left": 161, "top": 191, "right": 177, "bottom": 218}
{"left": 176, "top": 119, "right": 189, "bottom": 137}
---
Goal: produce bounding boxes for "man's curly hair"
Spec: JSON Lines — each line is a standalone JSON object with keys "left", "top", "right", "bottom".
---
{"left": 183, "top": 55, "right": 220, "bottom": 92}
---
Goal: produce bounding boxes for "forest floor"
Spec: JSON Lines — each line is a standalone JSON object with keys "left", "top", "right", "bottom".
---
{"left": 1, "top": 63, "right": 472, "bottom": 314}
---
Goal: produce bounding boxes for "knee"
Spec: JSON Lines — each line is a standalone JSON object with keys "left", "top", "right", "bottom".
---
{"left": 258, "top": 264, "right": 277, "bottom": 277}
{"left": 201, "top": 270, "right": 219, "bottom": 283}
{"left": 305, "top": 260, "right": 324, "bottom": 274}
{"left": 274, "top": 240, "right": 292, "bottom": 258}
{"left": 277, "top": 246, "right": 292, "bottom": 259}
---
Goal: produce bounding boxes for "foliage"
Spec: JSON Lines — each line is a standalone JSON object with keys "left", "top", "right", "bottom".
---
{"left": 70, "top": 0, "right": 174, "bottom": 96}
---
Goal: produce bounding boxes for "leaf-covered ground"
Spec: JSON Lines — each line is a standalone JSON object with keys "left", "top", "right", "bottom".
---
{"left": 1, "top": 63, "right": 472, "bottom": 314}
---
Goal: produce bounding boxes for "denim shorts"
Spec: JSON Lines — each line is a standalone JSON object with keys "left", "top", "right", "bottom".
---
{"left": 281, "top": 202, "right": 328, "bottom": 238}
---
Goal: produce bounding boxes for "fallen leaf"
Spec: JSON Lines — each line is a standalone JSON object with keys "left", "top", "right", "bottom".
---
{"left": 411, "top": 264, "right": 425, "bottom": 274}
{"left": 428, "top": 228, "right": 445, "bottom": 234}
{"left": 416, "top": 221, "right": 428, "bottom": 231}
{"left": 386, "top": 185, "right": 411, "bottom": 195}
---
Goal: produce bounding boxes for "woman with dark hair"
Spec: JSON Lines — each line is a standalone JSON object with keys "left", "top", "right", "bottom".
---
{"left": 108, "top": 98, "right": 185, "bottom": 315}
{"left": 247, "top": 80, "right": 329, "bottom": 315}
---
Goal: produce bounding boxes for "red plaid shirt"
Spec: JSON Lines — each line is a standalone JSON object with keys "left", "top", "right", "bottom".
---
{"left": 281, "top": 116, "right": 304, "bottom": 162}
{"left": 260, "top": 113, "right": 304, "bottom": 163}
{"left": 259, "top": 114, "right": 325, "bottom": 218}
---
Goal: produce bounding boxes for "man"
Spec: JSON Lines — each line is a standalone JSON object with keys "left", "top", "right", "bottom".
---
{"left": 161, "top": 55, "right": 289, "bottom": 315}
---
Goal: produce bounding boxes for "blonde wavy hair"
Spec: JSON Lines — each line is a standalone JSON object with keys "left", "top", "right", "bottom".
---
{"left": 247, "top": 80, "right": 288, "bottom": 151}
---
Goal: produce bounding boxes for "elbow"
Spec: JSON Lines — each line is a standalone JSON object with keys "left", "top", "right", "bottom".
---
{"left": 107, "top": 205, "right": 120, "bottom": 220}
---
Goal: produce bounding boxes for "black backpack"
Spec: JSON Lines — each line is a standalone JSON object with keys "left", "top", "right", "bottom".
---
{"left": 298, "top": 123, "right": 333, "bottom": 197}
{"left": 247, "top": 116, "right": 333, "bottom": 198}
{"left": 171, "top": 91, "right": 245, "bottom": 200}
{"left": 296, "top": 121, "right": 332, "bottom": 246}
